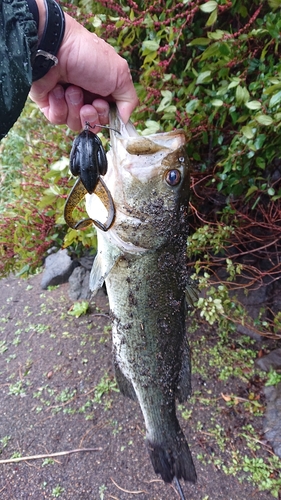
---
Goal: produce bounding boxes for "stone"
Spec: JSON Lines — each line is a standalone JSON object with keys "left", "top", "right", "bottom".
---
{"left": 233, "top": 285, "right": 268, "bottom": 339}
{"left": 255, "top": 348, "right": 281, "bottom": 372}
{"left": 41, "top": 249, "right": 78, "bottom": 290}
{"left": 263, "top": 382, "right": 281, "bottom": 458}
{"left": 68, "top": 266, "right": 91, "bottom": 300}
{"left": 77, "top": 254, "right": 95, "bottom": 270}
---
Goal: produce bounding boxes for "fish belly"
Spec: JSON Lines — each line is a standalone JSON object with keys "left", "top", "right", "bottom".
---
{"left": 105, "top": 249, "right": 197, "bottom": 484}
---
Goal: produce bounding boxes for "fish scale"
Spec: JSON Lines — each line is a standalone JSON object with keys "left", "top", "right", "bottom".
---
{"left": 86, "top": 104, "right": 197, "bottom": 488}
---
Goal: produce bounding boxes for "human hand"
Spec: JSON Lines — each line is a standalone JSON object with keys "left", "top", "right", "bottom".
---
{"left": 29, "top": 8, "right": 138, "bottom": 131}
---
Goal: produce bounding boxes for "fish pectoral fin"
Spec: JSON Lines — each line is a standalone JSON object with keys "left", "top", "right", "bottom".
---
{"left": 114, "top": 362, "right": 137, "bottom": 402}
{"left": 185, "top": 278, "right": 199, "bottom": 307}
{"left": 89, "top": 253, "right": 107, "bottom": 294}
{"left": 89, "top": 235, "right": 122, "bottom": 294}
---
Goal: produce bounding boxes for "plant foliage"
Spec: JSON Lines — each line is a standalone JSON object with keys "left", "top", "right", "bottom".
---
{"left": 0, "top": 104, "right": 96, "bottom": 277}
{"left": 65, "top": 0, "right": 280, "bottom": 335}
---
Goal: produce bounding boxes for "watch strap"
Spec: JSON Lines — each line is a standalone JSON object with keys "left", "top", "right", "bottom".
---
{"left": 26, "top": 0, "right": 39, "bottom": 29}
{"left": 32, "top": 0, "right": 65, "bottom": 82}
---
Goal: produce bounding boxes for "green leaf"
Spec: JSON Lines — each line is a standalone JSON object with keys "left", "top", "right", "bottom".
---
{"left": 254, "top": 134, "right": 266, "bottom": 150}
{"left": 156, "top": 90, "right": 173, "bottom": 112}
{"left": 211, "top": 99, "right": 223, "bottom": 107}
{"left": 269, "top": 90, "right": 281, "bottom": 108}
{"left": 140, "top": 120, "right": 161, "bottom": 135}
{"left": 161, "top": 90, "right": 173, "bottom": 98}
{"left": 255, "top": 114, "right": 274, "bottom": 126}
{"left": 162, "top": 105, "right": 177, "bottom": 114}
{"left": 199, "top": 1, "right": 218, "bottom": 13}
{"left": 206, "top": 8, "right": 218, "bottom": 26}
{"left": 200, "top": 42, "right": 220, "bottom": 60}
{"left": 228, "top": 78, "right": 241, "bottom": 89}
{"left": 263, "top": 82, "right": 281, "bottom": 95}
{"left": 208, "top": 29, "right": 226, "bottom": 40}
{"left": 246, "top": 185, "right": 258, "bottom": 197}
{"left": 268, "top": 0, "right": 281, "bottom": 10}
{"left": 123, "top": 30, "right": 135, "bottom": 47}
{"left": 143, "top": 51, "right": 158, "bottom": 64}
{"left": 196, "top": 70, "right": 212, "bottom": 84}
{"left": 236, "top": 85, "right": 250, "bottom": 105}
{"left": 185, "top": 99, "right": 200, "bottom": 114}
{"left": 48, "top": 185, "right": 62, "bottom": 195}
{"left": 189, "top": 38, "right": 210, "bottom": 46}
{"left": 142, "top": 40, "right": 160, "bottom": 51}
{"left": 241, "top": 126, "right": 255, "bottom": 139}
{"left": 68, "top": 301, "right": 89, "bottom": 318}
{"left": 50, "top": 157, "right": 69, "bottom": 172}
{"left": 255, "top": 156, "right": 265, "bottom": 169}
{"left": 245, "top": 101, "right": 262, "bottom": 110}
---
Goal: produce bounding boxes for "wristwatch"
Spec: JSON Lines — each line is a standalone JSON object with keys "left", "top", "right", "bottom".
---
{"left": 32, "top": 0, "right": 65, "bottom": 81}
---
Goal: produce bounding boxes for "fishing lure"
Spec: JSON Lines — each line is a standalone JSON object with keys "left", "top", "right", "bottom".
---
{"left": 70, "top": 124, "right": 108, "bottom": 195}
{"left": 64, "top": 123, "right": 116, "bottom": 231}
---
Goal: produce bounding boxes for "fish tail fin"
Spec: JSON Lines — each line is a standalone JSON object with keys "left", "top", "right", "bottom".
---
{"left": 146, "top": 427, "right": 197, "bottom": 484}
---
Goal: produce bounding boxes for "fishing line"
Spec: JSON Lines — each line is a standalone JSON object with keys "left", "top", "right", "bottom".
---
{"left": 85, "top": 122, "right": 121, "bottom": 135}
{"left": 174, "top": 477, "right": 186, "bottom": 500}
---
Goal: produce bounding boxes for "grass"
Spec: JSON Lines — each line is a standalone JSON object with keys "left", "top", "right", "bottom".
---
{"left": 173, "top": 323, "right": 281, "bottom": 498}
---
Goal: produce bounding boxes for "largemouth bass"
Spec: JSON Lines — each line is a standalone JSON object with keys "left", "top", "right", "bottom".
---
{"left": 86, "top": 105, "right": 197, "bottom": 486}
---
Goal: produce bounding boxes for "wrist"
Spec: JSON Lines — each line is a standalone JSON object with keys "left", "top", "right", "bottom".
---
{"left": 31, "top": 0, "right": 65, "bottom": 81}
{"left": 34, "top": 0, "right": 47, "bottom": 40}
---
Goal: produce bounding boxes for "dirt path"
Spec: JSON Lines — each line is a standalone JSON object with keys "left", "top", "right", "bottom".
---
{"left": 0, "top": 274, "right": 277, "bottom": 499}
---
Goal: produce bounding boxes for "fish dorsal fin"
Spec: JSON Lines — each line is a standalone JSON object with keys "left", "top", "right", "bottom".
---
{"left": 90, "top": 233, "right": 122, "bottom": 294}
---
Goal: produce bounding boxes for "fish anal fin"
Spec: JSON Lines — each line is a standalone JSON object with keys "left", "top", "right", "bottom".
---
{"left": 114, "top": 362, "right": 137, "bottom": 402}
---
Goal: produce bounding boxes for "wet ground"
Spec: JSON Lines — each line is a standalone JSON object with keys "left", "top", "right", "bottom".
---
{"left": 0, "top": 274, "right": 279, "bottom": 499}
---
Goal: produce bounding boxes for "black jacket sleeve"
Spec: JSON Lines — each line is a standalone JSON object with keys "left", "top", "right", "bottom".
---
{"left": 0, "top": 0, "right": 38, "bottom": 140}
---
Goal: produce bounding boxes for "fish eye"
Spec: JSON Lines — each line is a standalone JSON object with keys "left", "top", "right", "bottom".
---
{"left": 165, "top": 169, "right": 181, "bottom": 186}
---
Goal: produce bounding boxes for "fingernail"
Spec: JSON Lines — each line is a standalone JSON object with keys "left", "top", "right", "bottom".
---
{"left": 68, "top": 90, "right": 82, "bottom": 105}
{"left": 53, "top": 86, "right": 64, "bottom": 99}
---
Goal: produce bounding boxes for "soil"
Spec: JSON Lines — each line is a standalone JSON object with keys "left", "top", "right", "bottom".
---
{"left": 0, "top": 274, "right": 277, "bottom": 500}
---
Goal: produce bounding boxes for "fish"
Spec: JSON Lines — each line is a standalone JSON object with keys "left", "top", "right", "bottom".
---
{"left": 85, "top": 104, "right": 197, "bottom": 487}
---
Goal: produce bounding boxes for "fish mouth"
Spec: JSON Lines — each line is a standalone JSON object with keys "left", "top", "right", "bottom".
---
{"left": 86, "top": 104, "right": 189, "bottom": 254}
{"left": 109, "top": 104, "right": 186, "bottom": 157}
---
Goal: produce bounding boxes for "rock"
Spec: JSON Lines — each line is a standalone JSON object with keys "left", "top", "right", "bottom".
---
{"left": 255, "top": 349, "right": 281, "bottom": 372}
{"left": 263, "top": 382, "right": 281, "bottom": 458}
{"left": 77, "top": 254, "right": 95, "bottom": 270}
{"left": 41, "top": 249, "right": 78, "bottom": 290}
{"left": 234, "top": 285, "right": 268, "bottom": 340}
{"left": 257, "top": 349, "right": 281, "bottom": 459}
{"left": 68, "top": 266, "right": 91, "bottom": 300}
